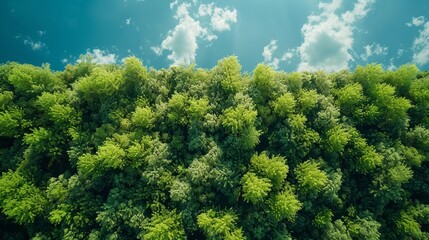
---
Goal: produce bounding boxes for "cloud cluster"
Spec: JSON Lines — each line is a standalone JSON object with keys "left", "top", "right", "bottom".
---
{"left": 297, "top": 0, "right": 374, "bottom": 72}
{"left": 154, "top": 1, "right": 238, "bottom": 66}
{"left": 208, "top": 5, "right": 237, "bottom": 32}
{"left": 78, "top": 49, "right": 117, "bottom": 65}
{"left": 261, "top": 40, "right": 296, "bottom": 70}
{"left": 407, "top": 16, "right": 426, "bottom": 27}
{"left": 16, "top": 34, "right": 47, "bottom": 51}
{"left": 409, "top": 16, "right": 429, "bottom": 66}
{"left": 23, "top": 39, "right": 46, "bottom": 51}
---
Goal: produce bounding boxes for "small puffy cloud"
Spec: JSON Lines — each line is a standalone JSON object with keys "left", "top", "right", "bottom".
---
{"left": 16, "top": 35, "right": 47, "bottom": 51}
{"left": 198, "top": 3, "right": 237, "bottom": 32}
{"left": 175, "top": 2, "right": 191, "bottom": 19}
{"left": 360, "top": 43, "right": 388, "bottom": 61}
{"left": 210, "top": 7, "right": 237, "bottom": 32}
{"left": 407, "top": 16, "right": 426, "bottom": 27}
{"left": 125, "top": 17, "right": 131, "bottom": 25}
{"left": 342, "top": 0, "right": 375, "bottom": 24}
{"left": 397, "top": 49, "right": 404, "bottom": 58}
{"left": 297, "top": 0, "right": 374, "bottom": 72}
{"left": 170, "top": 0, "right": 179, "bottom": 9}
{"left": 412, "top": 21, "right": 429, "bottom": 66}
{"left": 78, "top": 49, "right": 117, "bottom": 64}
{"left": 23, "top": 39, "right": 46, "bottom": 51}
{"left": 151, "top": 46, "right": 163, "bottom": 56}
{"left": 282, "top": 50, "right": 295, "bottom": 62}
{"left": 387, "top": 58, "right": 397, "bottom": 71}
{"left": 263, "top": 40, "right": 278, "bottom": 62}
{"left": 261, "top": 40, "right": 296, "bottom": 70}
{"left": 38, "top": 30, "right": 46, "bottom": 37}
{"left": 61, "top": 59, "right": 69, "bottom": 64}
{"left": 198, "top": 3, "right": 214, "bottom": 17}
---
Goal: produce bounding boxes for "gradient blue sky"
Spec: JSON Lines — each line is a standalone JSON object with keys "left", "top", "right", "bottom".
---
{"left": 1, "top": 0, "right": 429, "bottom": 72}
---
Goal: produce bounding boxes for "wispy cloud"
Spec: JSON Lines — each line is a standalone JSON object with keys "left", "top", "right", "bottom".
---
{"left": 412, "top": 21, "right": 429, "bottom": 66}
{"left": 261, "top": 40, "right": 297, "bottom": 70}
{"left": 262, "top": 40, "right": 280, "bottom": 69}
{"left": 38, "top": 30, "right": 47, "bottom": 37}
{"left": 151, "top": 46, "right": 163, "bottom": 56}
{"left": 282, "top": 49, "right": 296, "bottom": 62}
{"left": 16, "top": 33, "right": 47, "bottom": 51}
{"left": 297, "top": 0, "right": 375, "bottom": 72}
{"left": 360, "top": 43, "right": 388, "bottom": 61}
{"left": 407, "top": 16, "right": 426, "bottom": 27}
{"left": 24, "top": 39, "right": 45, "bottom": 51}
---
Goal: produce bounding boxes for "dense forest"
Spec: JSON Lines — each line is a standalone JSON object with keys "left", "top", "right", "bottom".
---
{"left": 0, "top": 55, "right": 429, "bottom": 239}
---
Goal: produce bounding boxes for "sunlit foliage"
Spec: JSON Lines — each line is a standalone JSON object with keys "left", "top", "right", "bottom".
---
{"left": 0, "top": 58, "right": 428, "bottom": 239}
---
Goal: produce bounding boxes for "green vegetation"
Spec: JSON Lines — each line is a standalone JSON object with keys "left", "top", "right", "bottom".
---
{"left": 0, "top": 56, "right": 429, "bottom": 239}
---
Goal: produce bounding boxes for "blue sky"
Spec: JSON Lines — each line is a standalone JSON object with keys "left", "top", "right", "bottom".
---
{"left": 1, "top": 0, "right": 429, "bottom": 72}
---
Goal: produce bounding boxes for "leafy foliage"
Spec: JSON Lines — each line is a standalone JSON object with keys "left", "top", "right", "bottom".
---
{"left": 0, "top": 58, "right": 428, "bottom": 239}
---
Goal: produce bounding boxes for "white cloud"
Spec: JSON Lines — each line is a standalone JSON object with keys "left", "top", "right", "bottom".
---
{"left": 78, "top": 49, "right": 117, "bottom": 65}
{"left": 170, "top": 0, "right": 179, "bottom": 9}
{"left": 175, "top": 2, "right": 191, "bottom": 19}
{"left": 156, "top": 1, "right": 237, "bottom": 66}
{"left": 282, "top": 49, "right": 296, "bottom": 62}
{"left": 125, "top": 17, "right": 131, "bottom": 25}
{"left": 261, "top": 41, "right": 296, "bottom": 70}
{"left": 38, "top": 30, "right": 46, "bottom": 37}
{"left": 397, "top": 49, "right": 404, "bottom": 58}
{"left": 407, "top": 16, "right": 426, "bottom": 27}
{"left": 412, "top": 21, "right": 429, "bottom": 66}
{"left": 61, "top": 59, "right": 68, "bottom": 64}
{"left": 360, "top": 43, "right": 388, "bottom": 61}
{"left": 198, "top": 3, "right": 214, "bottom": 17}
{"left": 262, "top": 40, "right": 280, "bottom": 69}
{"left": 387, "top": 58, "right": 397, "bottom": 71}
{"left": 151, "top": 46, "right": 163, "bottom": 56}
{"left": 161, "top": 4, "right": 204, "bottom": 65}
{"left": 297, "top": 0, "right": 374, "bottom": 72}
{"left": 263, "top": 40, "right": 278, "bottom": 62}
{"left": 16, "top": 35, "right": 47, "bottom": 51}
{"left": 23, "top": 39, "right": 45, "bottom": 51}
{"left": 319, "top": 0, "right": 342, "bottom": 14}
{"left": 342, "top": 0, "right": 375, "bottom": 24}
{"left": 210, "top": 7, "right": 237, "bottom": 32}
{"left": 198, "top": 3, "right": 237, "bottom": 32}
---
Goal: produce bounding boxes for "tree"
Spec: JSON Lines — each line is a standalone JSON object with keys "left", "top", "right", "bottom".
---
{"left": 294, "top": 160, "right": 328, "bottom": 194}
{"left": 141, "top": 210, "right": 186, "bottom": 240}
{"left": 241, "top": 172, "right": 272, "bottom": 204}
{"left": 267, "top": 187, "right": 302, "bottom": 222}
{"left": 0, "top": 171, "right": 47, "bottom": 224}
{"left": 1, "top": 58, "right": 429, "bottom": 239}
{"left": 197, "top": 210, "right": 246, "bottom": 240}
